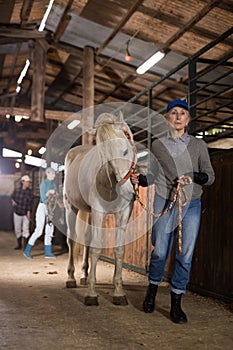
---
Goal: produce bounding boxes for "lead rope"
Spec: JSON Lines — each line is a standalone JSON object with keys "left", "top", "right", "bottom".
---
{"left": 134, "top": 181, "right": 190, "bottom": 255}
{"left": 46, "top": 193, "right": 58, "bottom": 226}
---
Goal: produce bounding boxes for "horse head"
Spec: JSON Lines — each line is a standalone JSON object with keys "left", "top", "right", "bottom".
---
{"left": 94, "top": 112, "right": 136, "bottom": 185}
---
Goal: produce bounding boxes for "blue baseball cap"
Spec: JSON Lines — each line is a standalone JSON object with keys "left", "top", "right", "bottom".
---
{"left": 166, "top": 99, "right": 189, "bottom": 113}
{"left": 45, "top": 167, "right": 55, "bottom": 174}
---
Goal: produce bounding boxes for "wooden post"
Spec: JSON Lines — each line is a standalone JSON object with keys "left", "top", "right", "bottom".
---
{"left": 82, "top": 46, "right": 94, "bottom": 145}
{"left": 20, "top": 141, "right": 27, "bottom": 174}
{"left": 31, "top": 39, "right": 47, "bottom": 122}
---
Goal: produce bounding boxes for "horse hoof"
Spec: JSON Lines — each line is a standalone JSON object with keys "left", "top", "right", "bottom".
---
{"left": 113, "top": 296, "right": 128, "bottom": 306}
{"left": 84, "top": 296, "right": 99, "bottom": 306}
{"left": 66, "top": 280, "right": 77, "bottom": 288}
{"left": 80, "top": 277, "right": 88, "bottom": 285}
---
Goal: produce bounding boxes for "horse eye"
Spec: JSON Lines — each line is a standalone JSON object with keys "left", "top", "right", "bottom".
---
{"left": 123, "top": 149, "right": 128, "bottom": 156}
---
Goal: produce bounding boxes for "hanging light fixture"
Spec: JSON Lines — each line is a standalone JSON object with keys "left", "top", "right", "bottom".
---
{"left": 125, "top": 40, "right": 132, "bottom": 62}
{"left": 38, "top": 0, "right": 55, "bottom": 32}
{"left": 15, "top": 0, "right": 55, "bottom": 94}
{"left": 136, "top": 50, "right": 165, "bottom": 75}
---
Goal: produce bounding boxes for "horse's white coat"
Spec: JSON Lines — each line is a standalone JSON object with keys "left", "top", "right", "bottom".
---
{"left": 63, "top": 113, "right": 136, "bottom": 304}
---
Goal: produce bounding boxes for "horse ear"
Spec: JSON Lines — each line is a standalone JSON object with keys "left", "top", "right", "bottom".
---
{"left": 113, "top": 111, "right": 124, "bottom": 123}
{"left": 118, "top": 111, "right": 124, "bottom": 123}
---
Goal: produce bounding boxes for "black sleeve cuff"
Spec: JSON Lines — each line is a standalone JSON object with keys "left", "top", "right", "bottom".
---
{"left": 138, "top": 174, "right": 148, "bottom": 187}
{"left": 186, "top": 172, "right": 209, "bottom": 185}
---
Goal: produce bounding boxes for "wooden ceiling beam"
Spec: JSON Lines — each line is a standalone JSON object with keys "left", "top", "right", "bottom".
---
{"left": 0, "top": 131, "right": 49, "bottom": 139}
{"left": 0, "top": 25, "right": 47, "bottom": 39}
{"left": 0, "top": 107, "right": 75, "bottom": 121}
{"left": 0, "top": 0, "right": 15, "bottom": 95}
{"left": 0, "top": 37, "right": 26, "bottom": 45}
{"left": 31, "top": 40, "right": 46, "bottom": 121}
{"left": 52, "top": 41, "right": 84, "bottom": 57}
{"left": 95, "top": 0, "right": 144, "bottom": 56}
{"left": 52, "top": 41, "right": 167, "bottom": 81}
{"left": 159, "top": 0, "right": 222, "bottom": 52}
{"left": 6, "top": 43, "right": 22, "bottom": 91}
{"left": 0, "top": 0, "right": 15, "bottom": 24}
{"left": 137, "top": 4, "right": 233, "bottom": 48}
{"left": 50, "top": 40, "right": 190, "bottom": 107}
{"left": 53, "top": 0, "right": 74, "bottom": 43}
{"left": 217, "top": 0, "right": 233, "bottom": 12}
{"left": 20, "top": 0, "right": 34, "bottom": 28}
{"left": 46, "top": 53, "right": 83, "bottom": 104}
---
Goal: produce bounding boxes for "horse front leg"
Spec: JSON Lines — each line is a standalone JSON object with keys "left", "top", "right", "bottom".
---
{"left": 113, "top": 204, "right": 133, "bottom": 305}
{"left": 84, "top": 210, "right": 103, "bottom": 306}
{"left": 113, "top": 244, "right": 128, "bottom": 305}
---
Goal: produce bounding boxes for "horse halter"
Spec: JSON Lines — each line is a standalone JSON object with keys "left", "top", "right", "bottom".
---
{"left": 95, "top": 121, "right": 137, "bottom": 186}
{"left": 117, "top": 129, "right": 137, "bottom": 186}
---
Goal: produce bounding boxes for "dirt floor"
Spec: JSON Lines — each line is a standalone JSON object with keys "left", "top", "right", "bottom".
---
{"left": 0, "top": 230, "right": 232, "bottom": 350}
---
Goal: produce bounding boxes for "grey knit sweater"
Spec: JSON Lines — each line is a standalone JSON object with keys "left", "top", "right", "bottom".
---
{"left": 144, "top": 135, "right": 215, "bottom": 200}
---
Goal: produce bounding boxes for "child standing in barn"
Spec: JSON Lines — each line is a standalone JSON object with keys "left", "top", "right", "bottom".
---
{"left": 23, "top": 167, "right": 57, "bottom": 259}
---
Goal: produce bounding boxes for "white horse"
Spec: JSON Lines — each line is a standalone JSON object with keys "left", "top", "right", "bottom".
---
{"left": 63, "top": 112, "right": 136, "bottom": 305}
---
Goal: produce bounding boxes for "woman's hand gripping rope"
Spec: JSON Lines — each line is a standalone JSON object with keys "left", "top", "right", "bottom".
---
{"left": 134, "top": 174, "right": 192, "bottom": 255}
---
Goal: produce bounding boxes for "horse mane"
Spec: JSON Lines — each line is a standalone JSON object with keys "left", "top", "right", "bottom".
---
{"left": 96, "top": 123, "right": 124, "bottom": 144}
{"left": 95, "top": 112, "right": 133, "bottom": 145}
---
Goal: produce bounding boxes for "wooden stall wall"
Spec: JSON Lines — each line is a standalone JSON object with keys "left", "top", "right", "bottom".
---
{"left": 101, "top": 186, "right": 152, "bottom": 274}
{"left": 189, "top": 149, "right": 233, "bottom": 302}
{"left": 101, "top": 149, "right": 232, "bottom": 302}
{"left": 0, "top": 174, "right": 18, "bottom": 231}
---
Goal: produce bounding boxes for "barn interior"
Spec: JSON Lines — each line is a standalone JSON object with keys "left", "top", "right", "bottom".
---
{"left": 0, "top": 0, "right": 232, "bottom": 171}
{"left": 0, "top": 1, "right": 232, "bottom": 341}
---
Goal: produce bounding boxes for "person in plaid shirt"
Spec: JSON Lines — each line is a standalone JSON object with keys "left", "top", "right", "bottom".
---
{"left": 11, "top": 175, "right": 33, "bottom": 250}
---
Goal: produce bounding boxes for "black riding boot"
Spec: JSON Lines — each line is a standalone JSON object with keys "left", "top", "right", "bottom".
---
{"left": 14, "top": 237, "right": 22, "bottom": 250}
{"left": 22, "top": 237, "right": 27, "bottom": 251}
{"left": 170, "top": 292, "right": 187, "bottom": 324}
{"left": 143, "top": 283, "right": 158, "bottom": 313}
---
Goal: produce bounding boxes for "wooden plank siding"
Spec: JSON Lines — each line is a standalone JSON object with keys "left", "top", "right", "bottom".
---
{"left": 101, "top": 149, "right": 233, "bottom": 302}
{"left": 189, "top": 149, "right": 233, "bottom": 302}
{"left": 101, "top": 186, "right": 152, "bottom": 272}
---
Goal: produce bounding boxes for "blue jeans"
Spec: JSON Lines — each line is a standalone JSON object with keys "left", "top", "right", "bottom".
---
{"left": 149, "top": 195, "right": 201, "bottom": 294}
